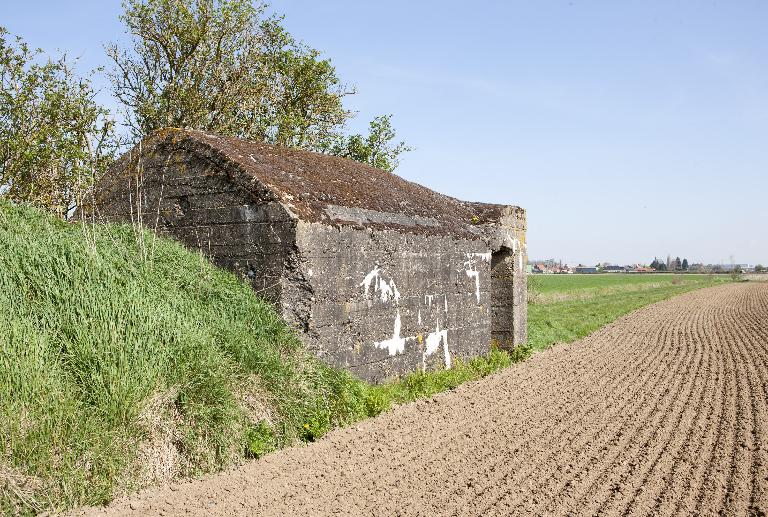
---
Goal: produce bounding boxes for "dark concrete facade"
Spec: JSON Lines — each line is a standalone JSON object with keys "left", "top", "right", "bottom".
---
{"left": 94, "top": 129, "right": 527, "bottom": 382}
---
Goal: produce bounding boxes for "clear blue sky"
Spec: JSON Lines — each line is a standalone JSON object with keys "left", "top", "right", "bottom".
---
{"left": 4, "top": 1, "right": 767, "bottom": 266}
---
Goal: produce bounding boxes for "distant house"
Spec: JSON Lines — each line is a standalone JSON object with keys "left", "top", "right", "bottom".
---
{"left": 603, "top": 265, "right": 626, "bottom": 273}
{"left": 706, "top": 264, "right": 753, "bottom": 273}
{"left": 529, "top": 260, "right": 571, "bottom": 274}
{"left": 722, "top": 264, "right": 753, "bottom": 272}
{"left": 574, "top": 266, "right": 598, "bottom": 274}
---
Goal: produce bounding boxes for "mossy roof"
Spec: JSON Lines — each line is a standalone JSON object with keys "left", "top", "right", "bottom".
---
{"left": 104, "top": 128, "right": 524, "bottom": 240}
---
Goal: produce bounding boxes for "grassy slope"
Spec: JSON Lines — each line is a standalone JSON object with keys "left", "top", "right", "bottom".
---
{"left": 0, "top": 201, "right": 374, "bottom": 512}
{"left": 0, "top": 202, "right": 521, "bottom": 515}
{"left": 528, "top": 274, "right": 729, "bottom": 351}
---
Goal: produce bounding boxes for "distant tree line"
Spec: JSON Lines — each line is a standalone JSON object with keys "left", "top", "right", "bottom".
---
{"left": 649, "top": 256, "right": 689, "bottom": 272}
{"left": 1, "top": 0, "right": 411, "bottom": 219}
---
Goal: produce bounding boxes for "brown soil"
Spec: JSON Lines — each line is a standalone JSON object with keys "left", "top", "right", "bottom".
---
{"left": 77, "top": 283, "right": 768, "bottom": 516}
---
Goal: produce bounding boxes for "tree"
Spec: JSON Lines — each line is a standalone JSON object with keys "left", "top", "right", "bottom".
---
{"left": 674, "top": 256, "right": 682, "bottom": 270}
{"left": 650, "top": 257, "right": 666, "bottom": 271}
{"left": 682, "top": 258, "right": 689, "bottom": 270}
{"left": 755, "top": 264, "right": 765, "bottom": 273}
{"left": 107, "top": 0, "right": 410, "bottom": 170}
{"left": 331, "top": 115, "right": 412, "bottom": 172}
{"left": 1, "top": 27, "right": 117, "bottom": 219}
{"left": 107, "top": 0, "right": 348, "bottom": 149}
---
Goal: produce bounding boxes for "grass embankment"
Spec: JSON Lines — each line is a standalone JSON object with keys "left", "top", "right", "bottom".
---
{"left": 0, "top": 202, "right": 524, "bottom": 515}
{"left": 527, "top": 273, "right": 728, "bottom": 351}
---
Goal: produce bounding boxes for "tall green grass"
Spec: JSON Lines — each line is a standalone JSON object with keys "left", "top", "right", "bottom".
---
{"left": 527, "top": 273, "right": 720, "bottom": 304}
{"left": 527, "top": 274, "right": 728, "bottom": 350}
{"left": 0, "top": 201, "right": 519, "bottom": 515}
{"left": 0, "top": 201, "right": 370, "bottom": 513}
{"left": 529, "top": 272, "right": 715, "bottom": 294}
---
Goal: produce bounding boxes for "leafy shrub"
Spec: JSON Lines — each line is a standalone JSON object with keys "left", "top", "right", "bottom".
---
{"left": 245, "top": 422, "right": 276, "bottom": 459}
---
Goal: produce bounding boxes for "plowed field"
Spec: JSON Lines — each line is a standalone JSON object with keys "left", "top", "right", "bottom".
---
{"left": 81, "top": 283, "right": 768, "bottom": 516}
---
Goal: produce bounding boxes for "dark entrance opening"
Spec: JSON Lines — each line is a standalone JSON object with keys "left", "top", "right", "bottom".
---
{"left": 491, "top": 247, "right": 515, "bottom": 348}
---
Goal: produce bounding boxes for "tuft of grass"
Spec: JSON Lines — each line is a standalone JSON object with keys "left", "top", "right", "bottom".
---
{"left": 366, "top": 344, "right": 529, "bottom": 415}
{"left": 244, "top": 421, "right": 277, "bottom": 459}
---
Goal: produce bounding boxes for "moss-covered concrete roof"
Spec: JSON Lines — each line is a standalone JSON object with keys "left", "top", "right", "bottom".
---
{"left": 104, "top": 128, "right": 525, "bottom": 239}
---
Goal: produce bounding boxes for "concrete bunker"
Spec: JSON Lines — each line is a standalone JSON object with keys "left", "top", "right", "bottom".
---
{"left": 93, "top": 128, "right": 527, "bottom": 382}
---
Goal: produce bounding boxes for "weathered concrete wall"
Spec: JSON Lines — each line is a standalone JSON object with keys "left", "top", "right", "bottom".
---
{"left": 95, "top": 149, "right": 295, "bottom": 303}
{"left": 485, "top": 207, "right": 528, "bottom": 348}
{"left": 287, "top": 221, "right": 494, "bottom": 381}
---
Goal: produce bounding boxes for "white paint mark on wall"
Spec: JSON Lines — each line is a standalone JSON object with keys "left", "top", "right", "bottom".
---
{"left": 372, "top": 311, "right": 453, "bottom": 368}
{"left": 463, "top": 252, "right": 485, "bottom": 304}
{"left": 423, "top": 320, "right": 450, "bottom": 369}
{"left": 468, "top": 252, "right": 491, "bottom": 262}
{"left": 360, "top": 265, "right": 400, "bottom": 303}
{"left": 503, "top": 232, "right": 520, "bottom": 253}
{"left": 378, "top": 278, "right": 401, "bottom": 303}
{"left": 425, "top": 294, "right": 434, "bottom": 307}
{"left": 444, "top": 295, "right": 448, "bottom": 312}
{"left": 424, "top": 321, "right": 443, "bottom": 356}
{"left": 361, "top": 266, "right": 380, "bottom": 296}
{"left": 374, "top": 310, "right": 408, "bottom": 356}
{"left": 465, "top": 269, "right": 480, "bottom": 303}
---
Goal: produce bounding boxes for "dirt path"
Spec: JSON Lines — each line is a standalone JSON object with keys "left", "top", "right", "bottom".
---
{"left": 80, "top": 283, "right": 768, "bottom": 516}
